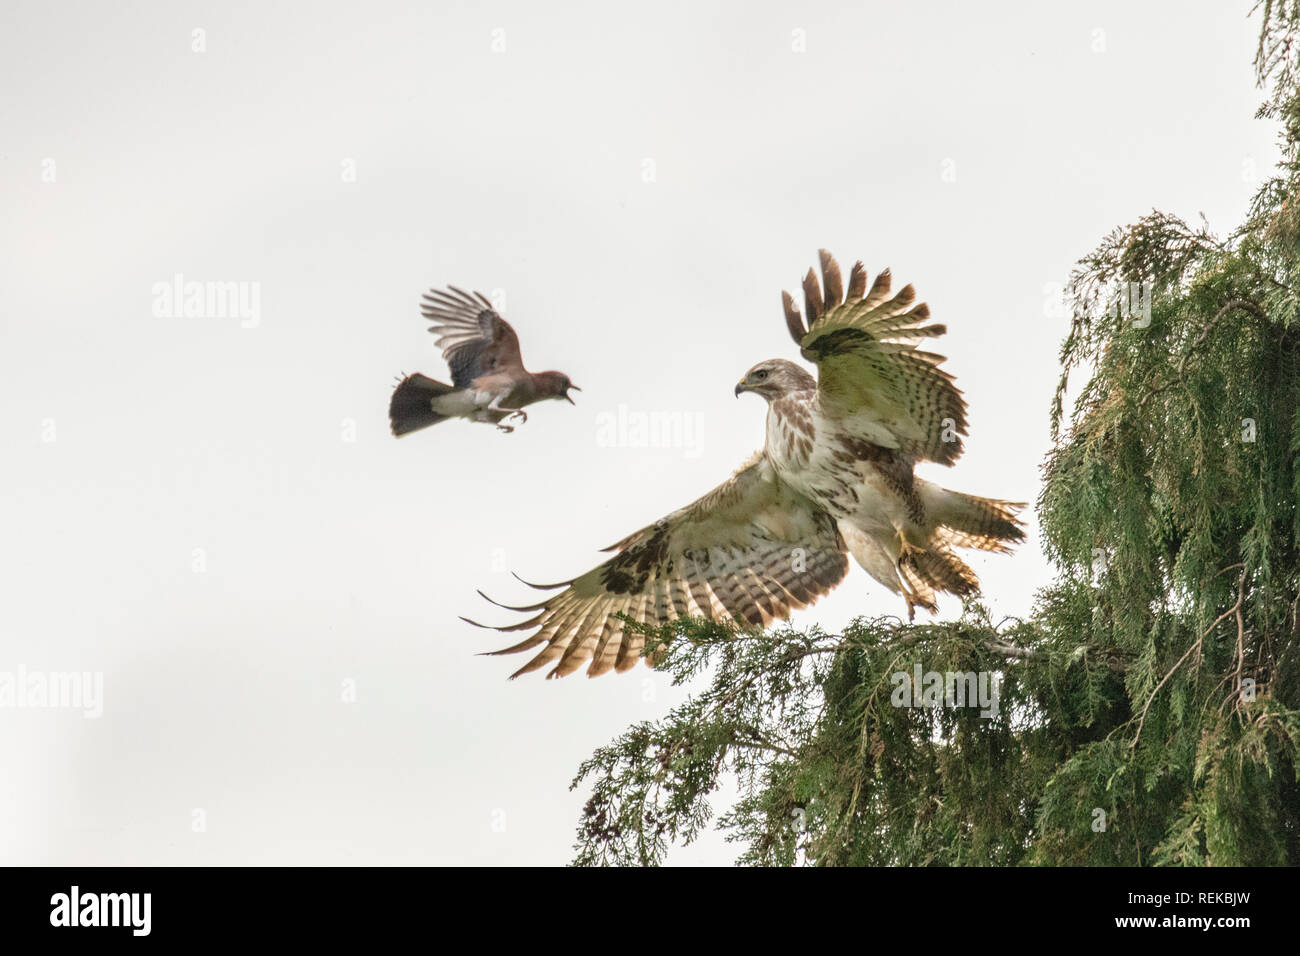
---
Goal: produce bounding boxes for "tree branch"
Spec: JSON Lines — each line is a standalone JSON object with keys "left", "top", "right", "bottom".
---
{"left": 1131, "top": 566, "right": 1248, "bottom": 749}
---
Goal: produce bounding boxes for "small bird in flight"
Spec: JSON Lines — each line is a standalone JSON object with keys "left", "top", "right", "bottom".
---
{"left": 467, "top": 251, "right": 1025, "bottom": 679}
{"left": 390, "top": 285, "right": 579, "bottom": 436}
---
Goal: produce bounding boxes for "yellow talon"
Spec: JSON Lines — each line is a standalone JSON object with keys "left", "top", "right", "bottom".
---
{"left": 896, "top": 529, "right": 925, "bottom": 561}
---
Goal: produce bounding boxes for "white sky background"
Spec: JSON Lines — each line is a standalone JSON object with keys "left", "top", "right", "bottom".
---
{"left": 0, "top": 1, "right": 1280, "bottom": 864}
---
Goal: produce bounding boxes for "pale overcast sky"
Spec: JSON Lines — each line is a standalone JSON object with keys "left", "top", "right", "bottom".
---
{"left": 0, "top": 1, "right": 1279, "bottom": 864}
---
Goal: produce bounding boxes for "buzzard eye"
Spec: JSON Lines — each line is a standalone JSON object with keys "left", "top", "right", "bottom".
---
{"left": 755, "top": 370, "right": 768, "bottom": 380}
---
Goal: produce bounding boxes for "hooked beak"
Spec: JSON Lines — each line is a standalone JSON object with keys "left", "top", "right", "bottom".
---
{"left": 734, "top": 380, "right": 747, "bottom": 398}
{"left": 564, "top": 385, "right": 581, "bottom": 405}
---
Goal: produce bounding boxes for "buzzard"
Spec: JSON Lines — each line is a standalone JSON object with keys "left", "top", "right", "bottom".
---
{"left": 468, "top": 251, "right": 1024, "bottom": 678}
{"left": 390, "top": 285, "right": 579, "bottom": 436}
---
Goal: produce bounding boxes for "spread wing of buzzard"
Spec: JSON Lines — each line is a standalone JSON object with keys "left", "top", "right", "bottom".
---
{"left": 781, "top": 250, "right": 968, "bottom": 466}
{"left": 465, "top": 454, "right": 848, "bottom": 679}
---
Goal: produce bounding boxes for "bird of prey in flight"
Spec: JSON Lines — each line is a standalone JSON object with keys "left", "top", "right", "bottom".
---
{"left": 468, "top": 251, "right": 1024, "bottom": 678}
{"left": 390, "top": 286, "right": 579, "bottom": 436}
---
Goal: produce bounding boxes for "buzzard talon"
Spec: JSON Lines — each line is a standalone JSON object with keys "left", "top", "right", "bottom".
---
{"left": 898, "top": 577, "right": 937, "bottom": 622}
{"left": 896, "top": 529, "right": 926, "bottom": 563}
{"left": 472, "top": 250, "right": 1025, "bottom": 680}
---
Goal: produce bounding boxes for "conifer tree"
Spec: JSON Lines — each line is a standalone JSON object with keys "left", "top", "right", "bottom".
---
{"left": 571, "top": 3, "right": 1300, "bottom": 866}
